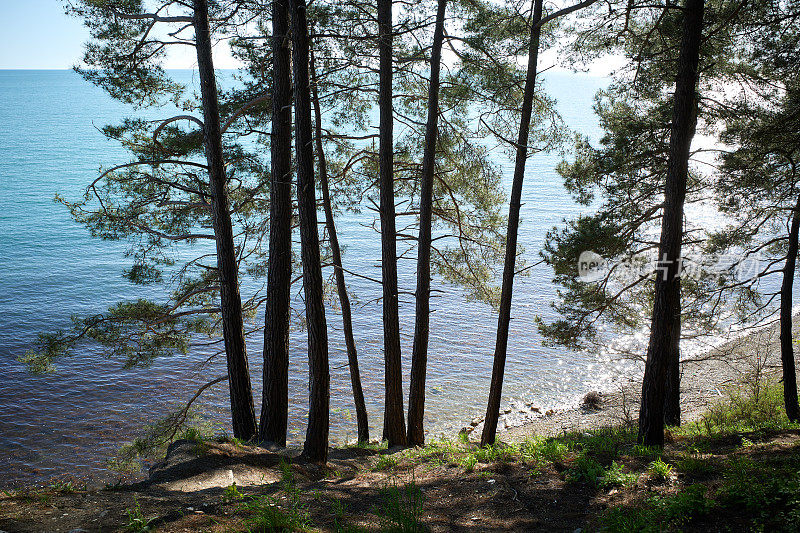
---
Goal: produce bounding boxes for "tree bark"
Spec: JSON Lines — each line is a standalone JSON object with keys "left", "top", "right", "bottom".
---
{"left": 193, "top": 0, "right": 257, "bottom": 440}
{"left": 309, "top": 45, "right": 370, "bottom": 444}
{"left": 780, "top": 193, "right": 800, "bottom": 422}
{"left": 289, "top": 0, "right": 330, "bottom": 463}
{"left": 481, "top": 0, "right": 543, "bottom": 447}
{"left": 407, "top": 0, "right": 447, "bottom": 447}
{"left": 378, "top": 0, "right": 407, "bottom": 447}
{"left": 664, "top": 344, "right": 681, "bottom": 426}
{"left": 259, "top": 0, "right": 293, "bottom": 446}
{"left": 638, "top": 0, "right": 705, "bottom": 447}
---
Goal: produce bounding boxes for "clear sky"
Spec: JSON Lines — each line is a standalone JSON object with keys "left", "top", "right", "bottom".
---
{"left": 0, "top": 0, "right": 240, "bottom": 69}
{"left": 0, "top": 0, "right": 618, "bottom": 73}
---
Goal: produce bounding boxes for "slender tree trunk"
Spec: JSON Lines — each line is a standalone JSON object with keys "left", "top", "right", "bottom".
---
{"left": 638, "top": 0, "right": 705, "bottom": 447}
{"left": 289, "top": 0, "right": 330, "bottom": 462}
{"left": 481, "top": 0, "right": 543, "bottom": 447}
{"left": 259, "top": 0, "right": 293, "bottom": 446}
{"left": 309, "top": 46, "right": 370, "bottom": 444}
{"left": 407, "top": 0, "right": 447, "bottom": 447}
{"left": 780, "top": 193, "right": 800, "bottom": 422}
{"left": 193, "top": 0, "right": 257, "bottom": 440}
{"left": 378, "top": 0, "right": 406, "bottom": 447}
{"left": 664, "top": 344, "right": 681, "bottom": 426}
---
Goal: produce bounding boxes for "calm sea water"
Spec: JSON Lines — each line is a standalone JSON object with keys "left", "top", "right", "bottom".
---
{"left": 0, "top": 69, "right": 621, "bottom": 487}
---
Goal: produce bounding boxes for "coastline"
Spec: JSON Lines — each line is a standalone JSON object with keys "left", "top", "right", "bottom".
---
{"left": 474, "top": 315, "right": 795, "bottom": 442}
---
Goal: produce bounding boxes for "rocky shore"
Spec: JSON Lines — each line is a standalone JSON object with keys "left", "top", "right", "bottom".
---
{"left": 463, "top": 316, "right": 794, "bottom": 442}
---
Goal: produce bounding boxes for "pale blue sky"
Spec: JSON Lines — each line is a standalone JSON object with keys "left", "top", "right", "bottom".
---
{"left": 0, "top": 0, "right": 618, "bottom": 73}
{"left": 0, "top": 0, "right": 89, "bottom": 69}
{"left": 0, "top": 0, "right": 240, "bottom": 69}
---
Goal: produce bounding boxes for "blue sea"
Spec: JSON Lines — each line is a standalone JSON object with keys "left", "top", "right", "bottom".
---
{"left": 0, "top": 69, "right": 623, "bottom": 487}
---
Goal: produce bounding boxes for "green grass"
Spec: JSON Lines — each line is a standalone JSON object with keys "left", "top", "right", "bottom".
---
{"left": 598, "top": 380, "right": 800, "bottom": 532}
{"left": 601, "top": 461, "right": 638, "bottom": 488}
{"left": 373, "top": 454, "right": 400, "bottom": 471}
{"left": 565, "top": 455, "right": 606, "bottom": 486}
{"left": 378, "top": 481, "right": 428, "bottom": 533}
{"left": 601, "top": 484, "right": 711, "bottom": 532}
{"left": 238, "top": 459, "right": 313, "bottom": 532}
{"left": 240, "top": 495, "right": 312, "bottom": 532}
{"left": 673, "top": 382, "right": 798, "bottom": 440}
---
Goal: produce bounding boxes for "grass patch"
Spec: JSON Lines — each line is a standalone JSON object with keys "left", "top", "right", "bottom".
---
{"left": 600, "top": 380, "right": 800, "bottom": 532}
{"left": 377, "top": 481, "right": 428, "bottom": 532}
{"left": 674, "top": 382, "right": 798, "bottom": 441}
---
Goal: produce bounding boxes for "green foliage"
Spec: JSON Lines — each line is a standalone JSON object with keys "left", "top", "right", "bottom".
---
{"left": 601, "top": 484, "right": 711, "bottom": 533}
{"left": 601, "top": 461, "right": 638, "bottom": 488}
{"left": 647, "top": 458, "right": 674, "bottom": 483}
{"left": 378, "top": 482, "right": 428, "bottom": 533}
{"left": 222, "top": 483, "right": 244, "bottom": 503}
{"left": 629, "top": 444, "right": 662, "bottom": 459}
{"left": 124, "top": 499, "right": 152, "bottom": 533}
{"left": 717, "top": 457, "right": 800, "bottom": 531}
{"left": 240, "top": 494, "right": 312, "bottom": 533}
{"left": 373, "top": 454, "right": 400, "bottom": 472}
{"left": 239, "top": 459, "right": 311, "bottom": 532}
{"left": 108, "top": 413, "right": 216, "bottom": 475}
{"left": 675, "top": 456, "right": 715, "bottom": 478}
{"left": 565, "top": 455, "right": 605, "bottom": 486}
{"left": 674, "top": 382, "right": 797, "bottom": 440}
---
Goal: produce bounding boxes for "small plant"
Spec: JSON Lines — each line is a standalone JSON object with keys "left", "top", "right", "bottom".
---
{"left": 278, "top": 458, "right": 295, "bottom": 487}
{"left": 47, "top": 478, "right": 81, "bottom": 493}
{"left": 601, "top": 461, "right": 638, "bottom": 488}
{"left": 459, "top": 454, "right": 478, "bottom": 472}
{"left": 566, "top": 455, "right": 606, "bottom": 486}
{"left": 222, "top": 482, "right": 244, "bottom": 503}
{"left": 124, "top": 499, "right": 152, "bottom": 533}
{"left": 647, "top": 458, "right": 674, "bottom": 482}
{"left": 241, "top": 495, "right": 311, "bottom": 532}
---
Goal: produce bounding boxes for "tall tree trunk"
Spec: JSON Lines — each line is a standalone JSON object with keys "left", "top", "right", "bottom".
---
{"left": 289, "top": 0, "right": 330, "bottom": 462}
{"left": 481, "top": 0, "right": 543, "bottom": 447}
{"left": 664, "top": 344, "right": 681, "bottom": 426}
{"left": 378, "top": 0, "right": 406, "bottom": 447}
{"left": 407, "top": 0, "right": 447, "bottom": 447}
{"left": 193, "top": 0, "right": 257, "bottom": 440}
{"left": 780, "top": 192, "right": 800, "bottom": 422}
{"left": 259, "top": 0, "right": 293, "bottom": 446}
{"left": 309, "top": 46, "right": 370, "bottom": 444}
{"left": 638, "top": 0, "right": 705, "bottom": 447}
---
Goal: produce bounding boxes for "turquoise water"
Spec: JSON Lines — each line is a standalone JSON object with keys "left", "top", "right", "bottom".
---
{"left": 0, "top": 69, "right": 618, "bottom": 487}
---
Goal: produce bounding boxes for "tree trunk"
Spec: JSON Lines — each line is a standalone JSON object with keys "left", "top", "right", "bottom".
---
{"left": 638, "top": 0, "right": 705, "bottom": 447}
{"left": 378, "top": 0, "right": 406, "bottom": 447}
{"left": 664, "top": 344, "right": 681, "bottom": 426}
{"left": 193, "top": 0, "right": 257, "bottom": 440}
{"left": 289, "top": 0, "right": 330, "bottom": 463}
{"left": 259, "top": 0, "right": 293, "bottom": 446}
{"left": 481, "top": 0, "right": 543, "bottom": 447}
{"left": 309, "top": 46, "right": 370, "bottom": 444}
{"left": 407, "top": 0, "right": 447, "bottom": 447}
{"left": 780, "top": 193, "right": 800, "bottom": 422}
